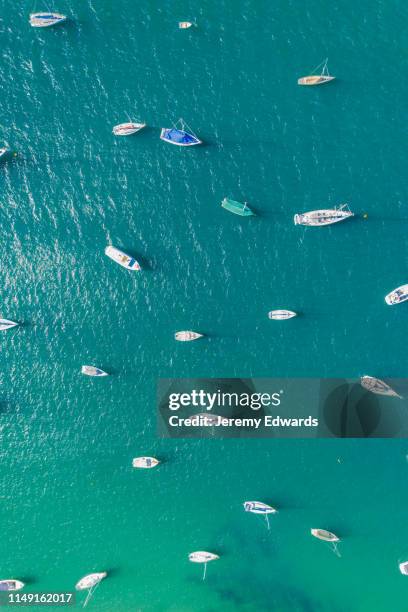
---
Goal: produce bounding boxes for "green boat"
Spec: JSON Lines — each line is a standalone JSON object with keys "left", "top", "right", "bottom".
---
{"left": 221, "top": 197, "right": 255, "bottom": 216}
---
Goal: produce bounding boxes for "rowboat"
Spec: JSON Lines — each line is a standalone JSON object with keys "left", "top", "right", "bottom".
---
{"left": 268, "top": 310, "right": 297, "bottom": 320}
{"left": 76, "top": 572, "right": 107, "bottom": 591}
{"left": 360, "top": 376, "right": 402, "bottom": 399}
{"left": 81, "top": 366, "right": 108, "bottom": 377}
{"left": 112, "top": 123, "right": 146, "bottom": 136}
{"left": 29, "top": 13, "right": 67, "bottom": 27}
{"left": 221, "top": 198, "right": 254, "bottom": 216}
{"left": 132, "top": 457, "right": 160, "bottom": 469}
{"left": 0, "top": 148, "right": 8, "bottom": 159}
{"left": 175, "top": 331, "right": 203, "bottom": 341}
{"left": 0, "top": 319, "right": 18, "bottom": 331}
{"left": 105, "top": 246, "right": 141, "bottom": 271}
{"left": 294, "top": 204, "right": 353, "bottom": 226}
{"left": 189, "top": 551, "right": 219, "bottom": 580}
{"left": 399, "top": 562, "right": 408, "bottom": 575}
{"left": 0, "top": 580, "right": 24, "bottom": 591}
{"left": 385, "top": 284, "right": 408, "bottom": 305}
{"left": 179, "top": 21, "right": 193, "bottom": 29}
{"left": 311, "top": 528, "right": 339, "bottom": 542}
{"left": 160, "top": 119, "right": 201, "bottom": 146}
{"left": 298, "top": 58, "right": 335, "bottom": 86}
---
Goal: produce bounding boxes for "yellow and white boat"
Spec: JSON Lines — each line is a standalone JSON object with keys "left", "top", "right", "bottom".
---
{"left": 298, "top": 59, "right": 335, "bottom": 86}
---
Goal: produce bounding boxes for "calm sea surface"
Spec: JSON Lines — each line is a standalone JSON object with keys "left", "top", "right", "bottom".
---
{"left": 1, "top": 1, "right": 408, "bottom": 610}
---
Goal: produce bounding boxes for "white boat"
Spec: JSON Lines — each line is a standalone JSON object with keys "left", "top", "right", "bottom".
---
{"left": 311, "top": 528, "right": 339, "bottom": 542}
{"left": 0, "top": 148, "right": 8, "bottom": 159}
{"left": 112, "top": 123, "right": 146, "bottom": 136}
{"left": 0, "top": 318, "right": 18, "bottom": 331}
{"left": 29, "top": 13, "right": 67, "bottom": 27}
{"left": 105, "top": 246, "right": 141, "bottom": 271}
{"left": 81, "top": 365, "right": 108, "bottom": 377}
{"left": 385, "top": 284, "right": 408, "bottom": 305}
{"left": 175, "top": 331, "right": 203, "bottom": 341}
{"left": 76, "top": 572, "right": 107, "bottom": 591}
{"left": 399, "top": 562, "right": 408, "bottom": 575}
{"left": 268, "top": 310, "right": 297, "bottom": 320}
{"left": 189, "top": 551, "right": 219, "bottom": 580}
{"left": 294, "top": 204, "right": 353, "bottom": 226}
{"left": 298, "top": 58, "right": 335, "bottom": 86}
{"left": 243, "top": 501, "right": 277, "bottom": 514}
{"left": 160, "top": 119, "right": 201, "bottom": 146}
{"left": 360, "top": 376, "right": 402, "bottom": 399}
{"left": 0, "top": 580, "right": 24, "bottom": 591}
{"left": 179, "top": 21, "right": 193, "bottom": 29}
{"left": 132, "top": 457, "right": 160, "bottom": 469}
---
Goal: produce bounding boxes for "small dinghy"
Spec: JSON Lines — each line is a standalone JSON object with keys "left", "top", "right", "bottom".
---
{"left": 81, "top": 366, "right": 108, "bottom": 377}
{"left": 385, "top": 284, "right": 408, "bottom": 305}
{"left": 244, "top": 501, "right": 277, "bottom": 530}
{"left": 294, "top": 204, "right": 353, "bottom": 226}
{"left": 160, "top": 118, "right": 201, "bottom": 146}
{"left": 311, "top": 528, "right": 341, "bottom": 556}
{"left": 175, "top": 331, "right": 203, "bottom": 341}
{"left": 268, "top": 310, "right": 297, "bottom": 320}
{"left": 29, "top": 13, "right": 67, "bottom": 27}
{"left": 0, "top": 148, "right": 8, "bottom": 159}
{"left": 76, "top": 572, "right": 107, "bottom": 608}
{"left": 298, "top": 58, "right": 335, "bottom": 86}
{"left": 112, "top": 122, "right": 146, "bottom": 136}
{"left": 221, "top": 198, "right": 254, "bottom": 217}
{"left": 360, "top": 376, "right": 402, "bottom": 399}
{"left": 189, "top": 551, "right": 219, "bottom": 580}
{"left": 179, "top": 21, "right": 193, "bottom": 29}
{"left": 0, "top": 318, "right": 18, "bottom": 331}
{"left": 0, "top": 580, "right": 24, "bottom": 591}
{"left": 105, "top": 246, "right": 141, "bottom": 271}
{"left": 132, "top": 457, "right": 160, "bottom": 469}
{"left": 399, "top": 562, "right": 408, "bottom": 575}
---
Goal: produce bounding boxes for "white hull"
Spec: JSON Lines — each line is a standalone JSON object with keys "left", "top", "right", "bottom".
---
{"left": 0, "top": 318, "right": 18, "bottom": 331}
{"left": 399, "top": 562, "right": 408, "bottom": 575}
{"left": 268, "top": 310, "right": 297, "bottom": 320}
{"left": 132, "top": 457, "right": 160, "bottom": 469}
{"left": 311, "top": 528, "right": 339, "bottom": 542}
{"left": 30, "top": 13, "right": 67, "bottom": 27}
{"left": 113, "top": 123, "right": 146, "bottom": 136}
{"left": 0, "top": 148, "right": 8, "bottom": 159}
{"left": 244, "top": 501, "right": 277, "bottom": 514}
{"left": 105, "top": 246, "right": 141, "bottom": 271}
{"left": 294, "top": 205, "right": 353, "bottom": 226}
{"left": 298, "top": 75, "right": 335, "bottom": 86}
{"left": 175, "top": 331, "right": 203, "bottom": 341}
{"left": 385, "top": 284, "right": 408, "bottom": 305}
{"left": 360, "top": 376, "right": 402, "bottom": 399}
{"left": 76, "top": 572, "right": 107, "bottom": 591}
{"left": 189, "top": 551, "right": 219, "bottom": 563}
{"left": 179, "top": 22, "right": 193, "bottom": 29}
{"left": 0, "top": 580, "right": 24, "bottom": 591}
{"left": 81, "top": 365, "right": 108, "bottom": 377}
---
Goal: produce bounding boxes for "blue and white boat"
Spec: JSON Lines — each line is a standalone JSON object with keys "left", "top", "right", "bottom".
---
{"left": 105, "top": 246, "right": 141, "bottom": 271}
{"left": 81, "top": 366, "right": 108, "bottom": 377}
{"left": 160, "top": 119, "right": 201, "bottom": 146}
{"left": 29, "top": 13, "right": 67, "bottom": 27}
{"left": 244, "top": 501, "right": 277, "bottom": 529}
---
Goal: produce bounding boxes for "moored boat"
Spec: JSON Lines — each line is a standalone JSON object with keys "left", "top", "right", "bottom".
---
{"left": 29, "top": 13, "right": 67, "bottom": 27}
{"left": 0, "top": 318, "right": 18, "bottom": 331}
{"left": 399, "top": 562, "right": 408, "bottom": 575}
{"left": 112, "top": 122, "right": 146, "bottom": 136}
{"left": 268, "top": 310, "right": 297, "bottom": 320}
{"left": 0, "top": 147, "right": 8, "bottom": 159}
{"left": 179, "top": 21, "right": 193, "bottom": 29}
{"left": 175, "top": 331, "right": 203, "bottom": 341}
{"left": 105, "top": 246, "right": 141, "bottom": 271}
{"left": 385, "top": 284, "right": 408, "bottom": 305}
{"left": 360, "top": 376, "right": 402, "bottom": 399}
{"left": 244, "top": 501, "right": 277, "bottom": 514}
{"left": 75, "top": 572, "right": 107, "bottom": 591}
{"left": 311, "top": 528, "right": 339, "bottom": 542}
{"left": 298, "top": 58, "right": 335, "bottom": 86}
{"left": 81, "top": 366, "right": 108, "bottom": 377}
{"left": 189, "top": 551, "right": 219, "bottom": 579}
{"left": 294, "top": 204, "right": 353, "bottom": 226}
{"left": 221, "top": 198, "right": 254, "bottom": 217}
{"left": 160, "top": 119, "right": 201, "bottom": 146}
{"left": 132, "top": 457, "right": 160, "bottom": 469}
{"left": 0, "top": 580, "right": 24, "bottom": 591}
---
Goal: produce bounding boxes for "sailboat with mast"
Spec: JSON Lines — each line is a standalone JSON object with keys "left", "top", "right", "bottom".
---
{"left": 160, "top": 119, "right": 201, "bottom": 146}
{"left": 311, "top": 528, "right": 341, "bottom": 556}
{"left": 360, "top": 376, "right": 402, "bottom": 399}
{"left": 298, "top": 58, "right": 335, "bottom": 86}
{"left": 188, "top": 551, "right": 219, "bottom": 580}
{"left": 294, "top": 204, "right": 353, "bottom": 226}
{"left": 76, "top": 572, "right": 107, "bottom": 608}
{"left": 243, "top": 501, "right": 277, "bottom": 530}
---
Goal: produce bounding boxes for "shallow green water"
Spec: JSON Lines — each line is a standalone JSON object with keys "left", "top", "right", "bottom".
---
{"left": 1, "top": 0, "right": 408, "bottom": 610}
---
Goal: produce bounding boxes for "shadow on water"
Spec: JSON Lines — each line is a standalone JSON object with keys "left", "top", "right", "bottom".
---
{"left": 19, "top": 576, "right": 36, "bottom": 585}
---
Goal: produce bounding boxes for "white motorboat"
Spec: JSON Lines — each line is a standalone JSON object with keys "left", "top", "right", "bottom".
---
{"left": 105, "top": 246, "right": 141, "bottom": 271}
{"left": 175, "top": 331, "right": 203, "bottom": 341}
{"left": 112, "top": 123, "right": 146, "bottom": 136}
{"left": 81, "top": 366, "right": 108, "bottom": 377}
{"left": 0, "top": 580, "right": 24, "bottom": 591}
{"left": 29, "top": 13, "right": 67, "bottom": 27}
{"left": 385, "top": 284, "right": 408, "bottom": 305}
{"left": 179, "top": 21, "right": 193, "bottom": 29}
{"left": 298, "top": 59, "right": 335, "bottom": 86}
{"left": 268, "top": 310, "right": 297, "bottom": 320}
{"left": 132, "top": 457, "right": 160, "bottom": 469}
{"left": 294, "top": 204, "right": 353, "bottom": 226}
{"left": 360, "top": 376, "right": 402, "bottom": 399}
{"left": 0, "top": 318, "right": 18, "bottom": 331}
{"left": 399, "top": 562, "right": 408, "bottom": 575}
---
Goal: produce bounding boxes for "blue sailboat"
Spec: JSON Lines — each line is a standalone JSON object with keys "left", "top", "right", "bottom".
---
{"left": 160, "top": 118, "right": 201, "bottom": 146}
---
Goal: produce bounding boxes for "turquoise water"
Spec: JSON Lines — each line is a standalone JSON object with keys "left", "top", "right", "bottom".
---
{"left": 2, "top": 0, "right": 408, "bottom": 609}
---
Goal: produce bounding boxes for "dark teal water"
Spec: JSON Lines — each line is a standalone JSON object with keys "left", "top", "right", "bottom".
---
{"left": 2, "top": 0, "right": 408, "bottom": 610}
